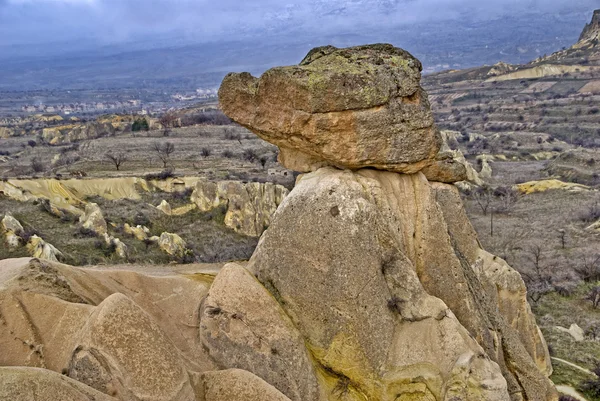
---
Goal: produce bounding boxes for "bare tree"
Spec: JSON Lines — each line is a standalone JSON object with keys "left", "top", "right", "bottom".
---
{"left": 159, "top": 112, "right": 178, "bottom": 136}
{"left": 575, "top": 254, "right": 600, "bottom": 282}
{"left": 472, "top": 186, "right": 493, "bottom": 216}
{"left": 105, "top": 151, "right": 128, "bottom": 171}
{"left": 152, "top": 142, "right": 175, "bottom": 168}
{"left": 520, "top": 243, "right": 555, "bottom": 304}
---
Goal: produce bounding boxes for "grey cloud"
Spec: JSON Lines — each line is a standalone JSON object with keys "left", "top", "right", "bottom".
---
{"left": 0, "top": 0, "right": 597, "bottom": 48}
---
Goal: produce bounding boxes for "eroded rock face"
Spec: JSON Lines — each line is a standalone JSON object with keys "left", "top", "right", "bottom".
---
{"left": 79, "top": 203, "right": 107, "bottom": 236}
{"left": 69, "top": 293, "right": 196, "bottom": 401}
{"left": 0, "top": 367, "right": 117, "bottom": 401}
{"left": 219, "top": 44, "right": 441, "bottom": 173}
{"left": 26, "top": 235, "right": 62, "bottom": 262}
{"left": 158, "top": 232, "right": 187, "bottom": 257}
{"left": 0, "top": 257, "right": 217, "bottom": 400}
{"left": 200, "top": 365, "right": 293, "bottom": 401}
{"left": 2, "top": 214, "right": 24, "bottom": 249}
{"left": 191, "top": 179, "right": 289, "bottom": 237}
{"left": 248, "top": 167, "right": 555, "bottom": 401}
{"left": 199, "top": 263, "right": 320, "bottom": 401}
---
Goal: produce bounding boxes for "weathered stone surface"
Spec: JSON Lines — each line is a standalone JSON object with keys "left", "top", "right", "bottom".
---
{"left": 199, "top": 263, "right": 320, "bottom": 401}
{"left": 249, "top": 167, "right": 556, "bottom": 401}
{"left": 0, "top": 290, "right": 93, "bottom": 370}
{"left": 249, "top": 168, "right": 519, "bottom": 401}
{"left": 219, "top": 44, "right": 442, "bottom": 173}
{"left": 2, "top": 214, "right": 24, "bottom": 235}
{"left": 2, "top": 214, "right": 24, "bottom": 249}
{"left": 102, "top": 233, "right": 128, "bottom": 259}
{"left": 157, "top": 199, "right": 173, "bottom": 215}
{"left": 124, "top": 223, "right": 151, "bottom": 240}
{"left": 0, "top": 367, "right": 117, "bottom": 401}
{"left": 191, "top": 179, "right": 288, "bottom": 237}
{"left": 421, "top": 131, "right": 475, "bottom": 183}
{"left": 26, "top": 235, "right": 62, "bottom": 262}
{"left": 79, "top": 203, "right": 107, "bottom": 235}
{"left": 69, "top": 293, "right": 196, "bottom": 401}
{"left": 200, "top": 369, "right": 293, "bottom": 401}
{"left": 476, "top": 155, "right": 494, "bottom": 179}
{"left": 431, "top": 182, "right": 554, "bottom": 392}
{"left": 158, "top": 232, "right": 187, "bottom": 257}
{"left": 555, "top": 324, "right": 585, "bottom": 342}
{"left": 421, "top": 150, "right": 467, "bottom": 183}
{"left": 0, "top": 257, "right": 217, "bottom": 386}
{"left": 41, "top": 121, "right": 115, "bottom": 145}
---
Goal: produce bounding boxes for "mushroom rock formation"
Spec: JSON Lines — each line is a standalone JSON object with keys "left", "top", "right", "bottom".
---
{"left": 219, "top": 44, "right": 443, "bottom": 176}
{"left": 216, "top": 44, "right": 557, "bottom": 401}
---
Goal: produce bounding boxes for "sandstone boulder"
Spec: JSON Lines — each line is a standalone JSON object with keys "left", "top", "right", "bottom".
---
{"left": 0, "top": 367, "right": 117, "bottom": 401}
{"left": 79, "top": 203, "right": 107, "bottom": 235}
{"left": 432, "top": 183, "right": 553, "bottom": 377}
{"left": 69, "top": 293, "right": 196, "bottom": 401}
{"left": 159, "top": 232, "right": 187, "bottom": 257}
{"left": 219, "top": 44, "right": 441, "bottom": 173}
{"left": 199, "top": 263, "right": 320, "bottom": 401}
{"left": 191, "top": 179, "right": 288, "bottom": 237}
{"left": 124, "top": 223, "right": 151, "bottom": 240}
{"left": 26, "top": 235, "right": 62, "bottom": 262}
{"left": 421, "top": 132, "right": 468, "bottom": 183}
{"left": 102, "top": 233, "right": 128, "bottom": 258}
{"left": 2, "top": 214, "right": 24, "bottom": 249}
{"left": 2, "top": 214, "right": 24, "bottom": 235}
{"left": 476, "top": 155, "right": 494, "bottom": 179}
{"left": 200, "top": 369, "right": 293, "bottom": 401}
{"left": 555, "top": 324, "right": 585, "bottom": 342}
{"left": 157, "top": 199, "right": 173, "bottom": 215}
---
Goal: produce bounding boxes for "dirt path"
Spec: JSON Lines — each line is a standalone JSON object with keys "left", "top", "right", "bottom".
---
{"left": 556, "top": 385, "right": 589, "bottom": 401}
{"left": 552, "top": 357, "right": 596, "bottom": 377}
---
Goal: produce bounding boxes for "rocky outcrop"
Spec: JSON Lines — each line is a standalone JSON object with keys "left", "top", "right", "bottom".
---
{"left": 79, "top": 203, "right": 107, "bottom": 236}
{"left": 579, "top": 9, "right": 600, "bottom": 43}
{"left": 0, "top": 257, "right": 217, "bottom": 400}
{"left": 219, "top": 44, "right": 442, "bottom": 174}
{"left": 158, "top": 232, "right": 187, "bottom": 257}
{"left": 555, "top": 324, "right": 585, "bottom": 342}
{"left": 102, "top": 233, "right": 128, "bottom": 259}
{"left": 421, "top": 130, "right": 468, "bottom": 183}
{"left": 200, "top": 263, "right": 320, "bottom": 401}
{"left": 124, "top": 223, "right": 151, "bottom": 241}
{"left": 2, "top": 214, "right": 24, "bottom": 249}
{"left": 26, "top": 235, "right": 62, "bottom": 262}
{"left": 191, "top": 179, "right": 289, "bottom": 237}
{"left": 42, "top": 122, "right": 115, "bottom": 145}
{"left": 211, "top": 44, "right": 556, "bottom": 401}
{"left": 516, "top": 179, "right": 589, "bottom": 194}
{"left": 69, "top": 293, "right": 196, "bottom": 401}
{"left": 476, "top": 154, "right": 494, "bottom": 179}
{"left": 0, "top": 43, "right": 556, "bottom": 401}
{"left": 487, "top": 62, "right": 517, "bottom": 77}
{"left": 157, "top": 199, "right": 173, "bottom": 215}
{"left": 247, "top": 168, "right": 554, "bottom": 401}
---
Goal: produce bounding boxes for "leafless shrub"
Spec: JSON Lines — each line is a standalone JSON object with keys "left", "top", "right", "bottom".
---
{"left": 575, "top": 254, "right": 600, "bottom": 282}
{"left": 152, "top": 142, "right": 175, "bottom": 168}
{"left": 579, "top": 201, "right": 600, "bottom": 223}
{"left": 105, "top": 151, "right": 128, "bottom": 171}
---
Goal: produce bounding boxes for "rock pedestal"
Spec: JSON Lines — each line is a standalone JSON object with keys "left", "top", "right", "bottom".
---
{"left": 211, "top": 44, "right": 557, "bottom": 401}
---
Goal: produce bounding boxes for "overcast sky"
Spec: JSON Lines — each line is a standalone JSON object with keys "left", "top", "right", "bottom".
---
{"left": 0, "top": 0, "right": 596, "bottom": 48}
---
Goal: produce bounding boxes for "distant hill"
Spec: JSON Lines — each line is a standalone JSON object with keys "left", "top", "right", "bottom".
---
{"left": 0, "top": 8, "right": 593, "bottom": 91}
{"left": 529, "top": 9, "right": 600, "bottom": 66}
